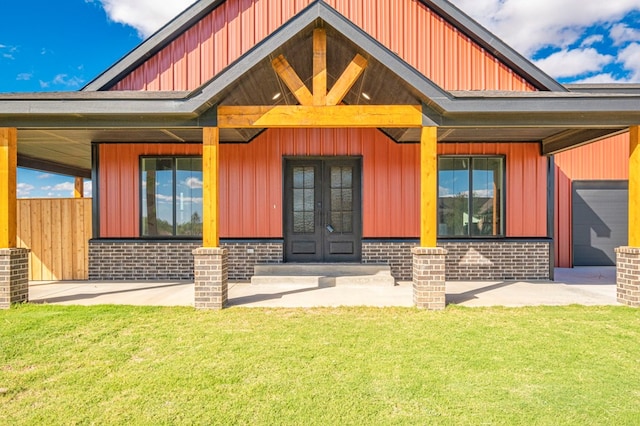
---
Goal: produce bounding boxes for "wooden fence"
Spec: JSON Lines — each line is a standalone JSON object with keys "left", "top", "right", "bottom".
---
{"left": 17, "top": 198, "right": 92, "bottom": 281}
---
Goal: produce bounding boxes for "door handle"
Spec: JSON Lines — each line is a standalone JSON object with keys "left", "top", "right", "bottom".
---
{"left": 316, "top": 202, "right": 323, "bottom": 226}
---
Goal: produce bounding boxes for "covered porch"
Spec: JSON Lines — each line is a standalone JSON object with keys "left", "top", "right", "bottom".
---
{"left": 2, "top": 6, "right": 640, "bottom": 310}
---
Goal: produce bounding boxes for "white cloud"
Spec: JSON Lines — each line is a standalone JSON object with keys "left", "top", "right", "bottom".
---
{"left": 84, "top": 181, "right": 93, "bottom": 198}
{"left": 17, "top": 183, "right": 34, "bottom": 198}
{"left": 41, "top": 182, "right": 76, "bottom": 197}
{"left": 572, "top": 73, "right": 627, "bottom": 84}
{"left": 611, "top": 23, "right": 640, "bottom": 45}
{"left": 450, "top": 0, "right": 640, "bottom": 82}
{"left": 452, "top": 0, "right": 640, "bottom": 56}
{"left": 619, "top": 42, "right": 640, "bottom": 81}
{"left": 16, "top": 73, "right": 32, "bottom": 81}
{"left": 53, "top": 182, "right": 75, "bottom": 192}
{"left": 581, "top": 34, "right": 604, "bottom": 47}
{"left": 37, "top": 173, "right": 53, "bottom": 179}
{"left": 534, "top": 48, "right": 614, "bottom": 78}
{"left": 52, "top": 74, "right": 85, "bottom": 88}
{"left": 155, "top": 194, "right": 174, "bottom": 203}
{"left": 0, "top": 44, "right": 18, "bottom": 60}
{"left": 185, "top": 177, "right": 203, "bottom": 189}
{"left": 92, "top": 0, "right": 195, "bottom": 38}
{"left": 38, "top": 74, "right": 85, "bottom": 89}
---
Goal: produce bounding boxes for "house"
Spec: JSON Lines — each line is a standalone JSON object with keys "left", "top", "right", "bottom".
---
{"left": 1, "top": 0, "right": 639, "bottom": 310}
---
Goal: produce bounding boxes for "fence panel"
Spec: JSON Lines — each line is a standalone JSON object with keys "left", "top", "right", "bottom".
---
{"left": 17, "top": 198, "right": 92, "bottom": 280}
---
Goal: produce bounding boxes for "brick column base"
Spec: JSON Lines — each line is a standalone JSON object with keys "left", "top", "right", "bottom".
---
{"left": 412, "top": 247, "right": 447, "bottom": 310}
{"left": 193, "top": 247, "right": 228, "bottom": 310}
{"left": 615, "top": 247, "right": 640, "bottom": 307}
{"left": 0, "top": 248, "right": 29, "bottom": 309}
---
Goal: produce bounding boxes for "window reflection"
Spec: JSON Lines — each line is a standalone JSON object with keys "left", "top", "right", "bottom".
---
{"left": 141, "top": 157, "right": 203, "bottom": 237}
{"left": 438, "top": 157, "right": 504, "bottom": 237}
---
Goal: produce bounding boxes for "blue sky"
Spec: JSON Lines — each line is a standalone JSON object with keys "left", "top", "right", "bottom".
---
{"left": 2, "top": 0, "right": 639, "bottom": 197}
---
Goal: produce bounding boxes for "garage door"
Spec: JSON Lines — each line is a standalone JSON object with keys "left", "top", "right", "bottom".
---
{"left": 572, "top": 180, "right": 628, "bottom": 266}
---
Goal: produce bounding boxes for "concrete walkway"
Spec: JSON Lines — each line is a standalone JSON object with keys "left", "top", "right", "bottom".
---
{"left": 28, "top": 267, "right": 619, "bottom": 308}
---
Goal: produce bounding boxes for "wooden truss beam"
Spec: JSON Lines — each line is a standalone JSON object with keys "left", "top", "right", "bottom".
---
{"left": 313, "top": 28, "right": 327, "bottom": 106}
{"left": 217, "top": 105, "right": 422, "bottom": 128}
{"left": 326, "top": 54, "right": 368, "bottom": 106}
{"left": 272, "top": 55, "right": 313, "bottom": 106}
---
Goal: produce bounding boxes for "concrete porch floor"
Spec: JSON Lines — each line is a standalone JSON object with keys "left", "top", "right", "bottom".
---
{"left": 27, "top": 267, "right": 620, "bottom": 308}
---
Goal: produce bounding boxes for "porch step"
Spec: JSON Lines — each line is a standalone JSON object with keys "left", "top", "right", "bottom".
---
{"left": 251, "top": 264, "right": 395, "bottom": 287}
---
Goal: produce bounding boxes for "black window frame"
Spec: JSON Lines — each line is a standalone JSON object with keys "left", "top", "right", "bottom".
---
{"left": 139, "top": 155, "right": 203, "bottom": 238}
{"left": 437, "top": 155, "right": 506, "bottom": 239}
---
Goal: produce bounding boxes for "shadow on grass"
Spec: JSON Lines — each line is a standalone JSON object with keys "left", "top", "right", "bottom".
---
{"left": 227, "top": 285, "right": 323, "bottom": 306}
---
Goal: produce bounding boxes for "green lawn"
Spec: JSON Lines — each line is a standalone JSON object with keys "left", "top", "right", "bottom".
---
{"left": 1, "top": 305, "right": 639, "bottom": 425}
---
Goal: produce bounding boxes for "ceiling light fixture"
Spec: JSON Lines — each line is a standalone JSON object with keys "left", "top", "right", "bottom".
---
{"left": 272, "top": 92, "right": 282, "bottom": 100}
{"left": 361, "top": 92, "right": 371, "bottom": 100}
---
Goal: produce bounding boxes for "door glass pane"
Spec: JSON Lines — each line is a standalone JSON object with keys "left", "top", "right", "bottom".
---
{"left": 293, "top": 167, "right": 315, "bottom": 234}
{"left": 329, "top": 166, "right": 353, "bottom": 233}
{"left": 471, "top": 158, "right": 503, "bottom": 236}
{"left": 141, "top": 158, "right": 174, "bottom": 236}
{"left": 175, "top": 158, "right": 203, "bottom": 236}
{"left": 438, "top": 158, "right": 469, "bottom": 237}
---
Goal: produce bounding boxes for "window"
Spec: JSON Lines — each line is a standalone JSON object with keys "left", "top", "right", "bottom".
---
{"left": 438, "top": 156, "right": 504, "bottom": 237}
{"left": 141, "top": 157, "right": 203, "bottom": 237}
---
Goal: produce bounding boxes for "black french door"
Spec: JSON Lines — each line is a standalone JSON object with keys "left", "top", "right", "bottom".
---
{"left": 284, "top": 158, "right": 362, "bottom": 262}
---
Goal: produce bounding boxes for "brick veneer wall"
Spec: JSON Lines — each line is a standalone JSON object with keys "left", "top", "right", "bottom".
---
{"left": 222, "top": 241, "right": 283, "bottom": 281}
{"left": 615, "top": 247, "right": 640, "bottom": 307}
{"left": 0, "top": 248, "right": 29, "bottom": 309}
{"left": 89, "top": 240, "right": 283, "bottom": 281}
{"left": 364, "top": 240, "right": 550, "bottom": 281}
{"left": 363, "top": 241, "right": 417, "bottom": 281}
{"left": 441, "top": 241, "right": 551, "bottom": 280}
{"left": 89, "top": 241, "right": 200, "bottom": 280}
{"left": 89, "top": 239, "right": 549, "bottom": 282}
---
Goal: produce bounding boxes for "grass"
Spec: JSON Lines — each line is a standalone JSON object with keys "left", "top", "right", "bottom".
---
{"left": 1, "top": 304, "right": 639, "bottom": 425}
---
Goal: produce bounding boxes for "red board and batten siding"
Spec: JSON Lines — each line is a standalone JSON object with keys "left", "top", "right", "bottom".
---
{"left": 99, "top": 144, "right": 203, "bottom": 237}
{"left": 439, "top": 143, "right": 548, "bottom": 238}
{"left": 554, "top": 133, "right": 629, "bottom": 267}
{"left": 111, "top": 0, "right": 534, "bottom": 92}
{"left": 99, "top": 131, "right": 547, "bottom": 239}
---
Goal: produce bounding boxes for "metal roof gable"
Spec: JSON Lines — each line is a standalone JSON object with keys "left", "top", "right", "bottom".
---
{"left": 82, "top": 0, "right": 566, "bottom": 92}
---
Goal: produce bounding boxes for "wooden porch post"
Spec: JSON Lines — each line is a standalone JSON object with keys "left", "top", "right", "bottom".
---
{"left": 0, "top": 128, "right": 29, "bottom": 309}
{"left": 420, "top": 126, "right": 438, "bottom": 247}
{"left": 74, "top": 177, "right": 84, "bottom": 198}
{"left": 629, "top": 126, "right": 640, "bottom": 248}
{"left": 193, "top": 127, "right": 227, "bottom": 309}
{"left": 616, "top": 125, "right": 640, "bottom": 307}
{"left": 412, "top": 126, "right": 447, "bottom": 310}
{"left": 0, "top": 128, "right": 17, "bottom": 249}
{"left": 202, "top": 127, "right": 220, "bottom": 248}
